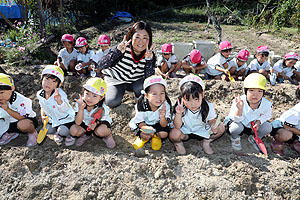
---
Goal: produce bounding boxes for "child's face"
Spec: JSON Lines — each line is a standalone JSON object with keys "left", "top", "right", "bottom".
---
{"left": 246, "top": 88, "right": 264, "bottom": 105}
{"left": 182, "top": 92, "right": 204, "bottom": 112}
{"left": 83, "top": 90, "right": 103, "bottom": 106}
{"left": 132, "top": 29, "right": 149, "bottom": 54}
{"left": 78, "top": 45, "right": 88, "bottom": 54}
{"left": 145, "top": 84, "right": 166, "bottom": 109}
{"left": 285, "top": 59, "right": 297, "bottom": 67}
{"left": 63, "top": 41, "right": 73, "bottom": 50}
{"left": 256, "top": 52, "right": 268, "bottom": 63}
{"left": 0, "top": 88, "right": 14, "bottom": 102}
{"left": 42, "top": 76, "right": 59, "bottom": 93}
{"left": 221, "top": 49, "right": 232, "bottom": 58}
{"left": 162, "top": 53, "right": 171, "bottom": 59}
{"left": 100, "top": 45, "right": 109, "bottom": 51}
{"left": 236, "top": 59, "right": 246, "bottom": 67}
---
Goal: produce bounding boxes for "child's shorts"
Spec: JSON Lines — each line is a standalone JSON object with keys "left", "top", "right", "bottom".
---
{"left": 7, "top": 117, "right": 39, "bottom": 133}
{"left": 79, "top": 121, "right": 111, "bottom": 136}
{"left": 135, "top": 122, "right": 170, "bottom": 136}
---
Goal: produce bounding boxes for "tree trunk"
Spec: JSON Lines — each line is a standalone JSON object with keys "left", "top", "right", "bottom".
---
{"left": 36, "top": 0, "right": 46, "bottom": 38}
{"left": 205, "top": 0, "right": 222, "bottom": 44}
{"left": 0, "top": 10, "right": 16, "bottom": 30}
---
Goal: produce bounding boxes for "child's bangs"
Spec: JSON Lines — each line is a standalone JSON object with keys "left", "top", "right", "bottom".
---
{"left": 0, "top": 85, "right": 12, "bottom": 91}
{"left": 181, "top": 82, "right": 203, "bottom": 100}
{"left": 43, "top": 74, "right": 59, "bottom": 81}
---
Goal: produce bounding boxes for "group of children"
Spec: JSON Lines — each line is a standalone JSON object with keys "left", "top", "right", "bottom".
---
{"left": 0, "top": 34, "right": 299, "bottom": 157}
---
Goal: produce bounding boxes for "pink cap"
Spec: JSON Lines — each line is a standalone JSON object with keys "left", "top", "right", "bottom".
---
{"left": 161, "top": 43, "right": 172, "bottom": 53}
{"left": 219, "top": 41, "right": 232, "bottom": 51}
{"left": 257, "top": 45, "right": 270, "bottom": 54}
{"left": 61, "top": 34, "right": 74, "bottom": 42}
{"left": 284, "top": 52, "right": 299, "bottom": 61}
{"left": 98, "top": 35, "right": 110, "bottom": 45}
{"left": 190, "top": 49, "right": 202, "bottom": 64}
{"left": 237, "top": 49, "right": 250, "bottom": 61}
{"left": 75, "top": 37, "right": 88, "bottom": 47}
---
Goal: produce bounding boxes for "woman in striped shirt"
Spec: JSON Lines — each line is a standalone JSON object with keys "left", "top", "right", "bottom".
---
{"left": 99, "top": 21, "right": 156, "bottom": 108}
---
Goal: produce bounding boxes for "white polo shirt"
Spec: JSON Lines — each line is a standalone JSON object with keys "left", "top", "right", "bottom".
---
{"left": 92, "top": 48, "right": 110, "bottom": 65}
{"left": 228, "top": 58, "right": 247, "bottom": 71}
{"left": 58, "top": 48, "right": 78, "bottom": 69}
{"left": 273, "top": 60, "right": 295, "bottom": 77}
{"left": 157, "top": 54, "right": 178, "bottom": 69}
{"left": 248, "top": 59, "right": 270, "bottom": 71}
{"left": 206, "top": 53, "right": 228, "bottom": 76}
{"left": 77, "top": 49, "right": 95, "bottom": 64}
{"left": 0, "top": 108, "right": 11, "bottom": 137}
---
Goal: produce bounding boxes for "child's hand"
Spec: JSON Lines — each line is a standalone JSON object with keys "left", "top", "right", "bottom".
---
{"left": 54, "top": 88, "right": 62, "bottom": 105}
{"left": 175, "top": 98, "right": 184, "bottom": 115}
{"left": 145, "top": 43, "right": 155, "bottom": 59}
{"left": 235, "top": 94, "right": 244, "bottom": 110}
{"left": 159, "top": 103, "right": 166, "bottom": 118}
{"left": 0, "top": 100, "right": 8, "bottom": 111}
{"left": 88, "top": 122, "right": 97, "bottom": 130}
{"left": 75, "top": 94, "right": 86, "bottom": 110}
{"left": 117, "top": 35, "right": 131, "bottom": 53}
{"left": 223, "top": 62, "right": 228, "bottom": 69}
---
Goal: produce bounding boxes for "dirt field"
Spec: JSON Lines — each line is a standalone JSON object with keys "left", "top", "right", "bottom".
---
{"left": 0, "top": 21, "right": 299, "bottom": 199}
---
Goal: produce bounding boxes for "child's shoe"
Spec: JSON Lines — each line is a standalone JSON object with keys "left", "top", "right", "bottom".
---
{"left": 75, "top": 134, "right": 90, "bottom": 147}
{"left": 26, "top": 131, "right": 38, "bottom": 147}
{"left": 53, "top": 133, "right": 63, "bottom": 144}
{"left": 132, "top": 137, "right": 149, "bottom": 150}
{"left": 230, "top": 136, "right": 242, "bottom": 151}
{"left": 102, "top": 135, "right": 116, "bottom": 149}
{"left": 151, "top": 134, "right": 162, "bottom": 151}
{"left": 65, "top": 136, "right": 76, "bottom": 146}
{"left": 270, "top": 140, "right": 285, "bottom": 155}
{"left": 174, "top": 141, "right": 186, "bottom": 154}
{"left": 289, "top": 141, "right": 300, "bottom": 154}
{"left": 202, "top": 139, "right": 214, "bottom": 154}
{"left": 0, "top": 132, "right": 19, "bottom": 145}
{"left": 248, "top": 135, "right": 260, "bottom": 151}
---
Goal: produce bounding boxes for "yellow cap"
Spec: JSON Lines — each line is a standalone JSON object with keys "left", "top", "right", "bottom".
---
{"left": 244, "top": 73, "right": 267, "bottom": 91}
{"left": 42, "top": 65, "right": 64, "bottom": 83}
{"left": 83, "top": 77, "right": 107, "bottom": 96}
{"left": 0, "top": 73, "right": 14, "bottom": 87}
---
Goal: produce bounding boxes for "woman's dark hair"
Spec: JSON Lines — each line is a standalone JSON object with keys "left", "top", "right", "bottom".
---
{"left": 296, "top": 87, "right": 300, "bottom": 100}
{"left": 0, "top": 85, "right": 12, "bottom": 91}
{"left": 178, "top": 81, "right": 209, "bottom": 122}
{"left": 126, "top": 21, "right": 152, "bottom": 49}
{"left": 42, "top": 74, "right": 61, "bottom": 87}
{"left": 136, "top": 84, "right": 172, "bottom": 113}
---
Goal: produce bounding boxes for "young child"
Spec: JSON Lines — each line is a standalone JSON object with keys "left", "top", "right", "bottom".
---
{"left": 228, "top": 49, "right": 249, "bottom": 80}
{"left": 92, "top": 35, "right": 111, "bottom": 77}
{"left": 37, "top": 65, "right": 75, "bottom": 146}
{"left": 206, "top": 41, "right": 236, "bottom": 80}
{"left": 157, "top": 43, "right": 182, "bottom": 78}
{"left": 129, "top": 75, "right": 171, "bottom": 151}
{"left": 169, "top": 74, "right": 225, "bottom": 155}
{"left": 70, "top": 77, "right": 116, "bottom": 148}
{"left": 182, "top": 49, "right": 206, "bottom": 75}
{"left": 54, "top": 34, "right": 78, "bottom": 74}
{"left": 226, "top": 73, "right": 272, "bottom": 152}
{"left": 74, "top": 37, "right": 95, "bottom": 76}
{"left": 270, "top": 86, "right": 300, "bottom": 155}
{"left": 271, "top": 52, "right": 299, "bottom": 85}
{"left": 248, "top": 45, "right": 271, "bottom": 78}
{"left": 0, "top": 73, "right": 38, "bottom": 147}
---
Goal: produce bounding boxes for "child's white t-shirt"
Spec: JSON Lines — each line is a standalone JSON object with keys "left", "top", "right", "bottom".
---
{"left": 0, "top": 108, "right": 10, "bottom": 137}
{"left": 92, "top": 48, "right": 110, "bottom": 65}
{"left": 295, "top": 61, "right": 300, "bottom": 72}
{"left": 129, "top": 101, "right": 171, "bottom": 131}
{"left": 228, "top": 58, "right": 247, "bottom": 72}
{"left": 75, "top": 103, "right": 112, "bottom": 126}
{"left": 58, "top": 48, "right": 78, "bottom": 69}
{"left": 180, "top": 101, "right": 217, "bottom": 139}
{"left": 248, "top": 59, "right": 270, "bottom": 71}
{"left": 157, "top": 54, "right": 178, "bottom": 69}
{"left": 77, "top": 49, "right": 94, "bottom": 63}
{"left": 273, "top": 60, "right": 294, "bottom": 77}
{"left": 225, "top": 95, "right": 272, "bottom": 128}
{"left": 206, "top": 53, "right": 228, "bottom": 76}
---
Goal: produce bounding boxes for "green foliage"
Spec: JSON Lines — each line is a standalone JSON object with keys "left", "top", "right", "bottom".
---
{"left": 273, "top": 0, "right": 300, "bottom": 30}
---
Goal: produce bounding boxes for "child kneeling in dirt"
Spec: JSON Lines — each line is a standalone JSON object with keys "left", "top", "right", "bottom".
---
{"left": 129, "top": 75, "right": 172, "bottom": 151}
{"left": 157, "top": 43, "right": 182, "bottom": 78}
{"left": 248, "top": 45, "right": 271, "bottom": 78}
{"left": 54, "top": 34, "right": 78, "bottom": 75}
{"left": 0, "top": 73, "right": 38, "bottom": 147}
{"left": 270, "top": 87, "right": 300, "bottom": 155}
{"left": 169, "top": 74, "right": 225, "bottom": 155}
{"left": 225, "top": 73, "right": 272, "bottom": 152}
{"left": 206, "top": 41, "right": 236, "bottom": 80}
{"left": 70, "top": 77, "right": 115, "bottom": 148}
{"left": 92, "top": 35, "right": 111, "bottom": 78}
{"left": 182, "top": 49, "right": 206, "bottom": 75}
{"left": 228, "top": 49, "right": 250, "bottom": 81}
{"left": 37, "top": 65, "right": 76, "bottom": 146}
{"left": 74, "top": 37, "right": 95, "bottom": 76}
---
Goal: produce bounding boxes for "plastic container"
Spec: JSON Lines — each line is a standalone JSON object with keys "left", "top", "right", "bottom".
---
{"left": 193, "top": 40, "right": 216, "bottom": 61}
{"left": 171, "top": 42, "right": 193, "bottom": 60}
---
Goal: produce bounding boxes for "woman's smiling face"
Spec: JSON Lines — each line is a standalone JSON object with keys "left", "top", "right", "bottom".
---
{"left": 131, "top": 29, "right": 149, "bottom": 55}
